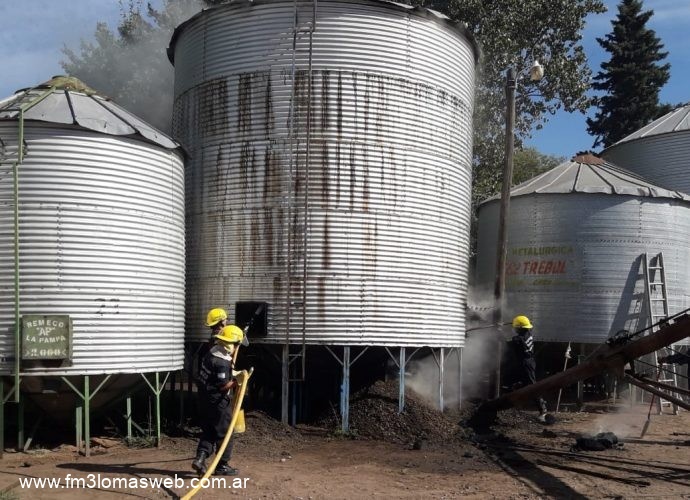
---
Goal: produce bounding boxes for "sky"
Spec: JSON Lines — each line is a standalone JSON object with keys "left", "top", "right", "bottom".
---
{"left": 0, "top": 0, "right": 688, "bottom": 158}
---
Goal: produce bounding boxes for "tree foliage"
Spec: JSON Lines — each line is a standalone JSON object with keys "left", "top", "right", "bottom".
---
{"left": 586, "top": 0, "right": 671, "bottom": 149}
{"left": 409, "top": 0, "right": 605, "bottom": 206}
{"left": 512, "top": 148, "right": 565, "bottom": 186}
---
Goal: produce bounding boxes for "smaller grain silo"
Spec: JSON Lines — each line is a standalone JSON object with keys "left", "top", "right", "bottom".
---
{"left": 603, "top": 104, "right": 690, "bottom": 194}
{"left": 475, "top": 154, "right": 690, "bottom": 344}
{"left": 0, "top": 76, "right": 185, "bottom": 453}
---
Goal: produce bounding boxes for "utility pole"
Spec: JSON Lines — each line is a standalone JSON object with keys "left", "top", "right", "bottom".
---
{"left": 491, "top": 67, "right": 517, "bottom": 398}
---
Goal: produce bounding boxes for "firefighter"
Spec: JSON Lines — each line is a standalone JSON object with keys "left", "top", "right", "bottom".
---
{"left": 506, "top": 315, "right": 550, "bottom": 422}
{"left": 192, "top": 324, "right": 247, "bottom": 476}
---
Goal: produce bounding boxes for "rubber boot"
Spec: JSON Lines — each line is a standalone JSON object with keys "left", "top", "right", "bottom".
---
{"left": 214, "top": 461, "right": 239, "bottom": 476}
{"left": 192, "top": 451, "right": 209, "bottom": 476}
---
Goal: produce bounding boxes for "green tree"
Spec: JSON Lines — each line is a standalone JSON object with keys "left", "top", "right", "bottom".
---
{"left": 470, "top": 147, "right": 563, "bottom": 254}
{"left": 512, "top": 148, "right": 565, "bottom": 186}
{"left": 586, "top": 0, "right": 671, "bottom": 149}
{"left": 411, "top": 0, "right": 605, "bottom": 207}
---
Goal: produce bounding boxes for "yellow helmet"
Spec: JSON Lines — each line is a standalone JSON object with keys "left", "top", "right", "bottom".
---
{"left": 512, "top": 315, "right": 533, "bottom": 329}
{"left": 215, "top": 324, "right": 245, "bottom": 344}
{"left": 205, "top": 308, "right": 227, "bottom": 327}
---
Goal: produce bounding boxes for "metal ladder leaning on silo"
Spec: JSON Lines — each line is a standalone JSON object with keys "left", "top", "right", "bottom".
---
{"left": 282, "top": 0, "right": 314, "bottom": 424}
{"left": 643, "top": 252, "right": 679, "bottom": 414}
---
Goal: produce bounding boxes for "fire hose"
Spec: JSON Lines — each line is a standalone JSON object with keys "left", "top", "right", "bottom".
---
{"left": 181, "top": 367, "right": 254, "bottom": 500}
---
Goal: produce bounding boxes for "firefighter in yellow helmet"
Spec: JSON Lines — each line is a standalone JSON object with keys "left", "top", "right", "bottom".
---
{"left": 506, "top": 315, "right": 550, "bottom": 422}
{"left": 192, "top": 324, "right": 248, "bottom": 477}
{"left": 198, "top": 308, "right": 228, "bottom": 365}
{"left": 206, "top": 308, "right": 228, "bottom": 333}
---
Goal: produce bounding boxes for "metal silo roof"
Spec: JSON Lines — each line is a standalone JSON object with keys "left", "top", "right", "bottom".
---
{"left": 609, "top": 104, "right": 690, "bottom": 147}
{"left": 480, "top": 153, "right": 690, "bottom": 204}
{"left": 0, "top": 76, "right": 180, "bottom": 150}
{"left": 167, "top": 0, "right": 481, "bottom": 64}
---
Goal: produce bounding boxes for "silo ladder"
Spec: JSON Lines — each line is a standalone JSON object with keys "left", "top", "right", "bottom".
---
{"left": 643, "top": 252, "right": 680, "bottom": 414}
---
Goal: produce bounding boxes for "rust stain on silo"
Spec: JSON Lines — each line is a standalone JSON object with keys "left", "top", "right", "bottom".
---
{"left": 264, "top": 73, "right": 274, "bottom": 139}
{"left": 200, "top": 78, "right": 228, "bottom": 136}
{"left": 250, "top": 209, "right": 260, "bottom": 264}
{"left": 323, "top": 211, "right": 331, "bottom": 269}
{"left": 276, "top": 207, "right": 286, "bottom": 267}
{"left": 321, "top": 70, "right": 330, "bottom": 130}
{"left": 362, "top": 147, "right": 370, "bottom": 212}
{"left": 335, "top": 71, "right": 343, "bottom": 207}
{"left": 352, "top": 72, "right": 359, "bottom": 138}
{"left": 264, "top": 207, "right": 275, "bottom": 266}
{"left": 349, "top": 142, "right": 356, "bottom": 210}
{"left": 319, "top": 140, "right": 329, "bottom": 203}
{"left": 238, "top": 73, "right": 252, "bottom": 134}
{"left": 364, "top": 73, "right": 371, "bottom": 135}
{"left": 376, "top": 75, "right": 385, "bottom": 136}
{"left": 316, "top": 276, "right": 326, "bottom": 319}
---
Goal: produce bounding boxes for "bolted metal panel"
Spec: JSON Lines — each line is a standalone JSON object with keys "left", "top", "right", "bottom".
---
{"left": 171, "top": 0, "right": 476, "bottom": 346}
{"left": 476, "top": 193, "right": 690, "bottom": 344}
{"left": 603, "top": 130, "right": 690, "bottom": 195}
{"left": 0, "top": 123, "right": 185, "bottom": 375}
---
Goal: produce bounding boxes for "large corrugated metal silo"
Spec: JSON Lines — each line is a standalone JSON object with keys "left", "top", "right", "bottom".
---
{"left": 603, "top": 104, "right": 690, "bottom": 194}
{"left": 169, "top": 0, "right": 478, "bottom": 348}
{"left": 475, "top": 154, "right": 690, "bottom": 344}
{"left": 0, "top": 77, "right": 186, "bottom": 378}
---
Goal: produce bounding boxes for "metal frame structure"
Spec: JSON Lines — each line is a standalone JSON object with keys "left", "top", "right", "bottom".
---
{"left": 269, "top": 344, "right": 465, "bottom": 432}
{"left": 0, "top": 372, "right": 170, "bottom": 457}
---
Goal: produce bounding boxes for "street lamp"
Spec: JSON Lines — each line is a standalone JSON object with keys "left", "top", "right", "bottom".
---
{"left": 492, "top": 60, "right": 544, "bottom": 397}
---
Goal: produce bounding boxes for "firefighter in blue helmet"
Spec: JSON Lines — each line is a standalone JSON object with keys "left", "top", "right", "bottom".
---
{"left": 192, "top": 324, "right": 248, "bottom": 476}
{"left": 506, "top": 315, "right": 550, "bottom": 422}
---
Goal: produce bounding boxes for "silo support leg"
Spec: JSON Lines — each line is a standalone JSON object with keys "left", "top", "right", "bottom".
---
{"left": 84, "top": 376, "right": 90, "bottom": 457}
{"left": 399, "top": 347, "right": 406, "bottom": 413}
{"left": 1, "top": 381, "right": 18, "bottom": 454}
{"left": 324, "top": 346, "right": 368, "bottom": 433}
{"left": 76, "top": 405, "right": 82, "bottom": 453}
{"left": 429, "top": 349, "right": 446, "bottom": 412}
{"left": 383, "top": 347, "right": 405, "bottom": 413}
{"left": 126, "top": 395, "right": 133, "bottom": 442}
{"left": 62, "top": 375, "right": 112, "bottom": 457}
{"left": 140, "top": 372, "right": 169, "bottom": 448}
{"left": 439, "top": 349, "right": 445, "bottom": 411}
{"left": 577, "top": 347, "right": 585, "bottom": 406}
{"left": 341, "top": 347, "right": 350, "bottom": 433}
{"left": 281, "top": 345, "right": 289, "bottom": 425}
{"left": 17, "top": 398, "right": 24, "bottom": 452}
{"left": 457, "top": 347, "right": 464, "bottom": 409}
{"left": 0, "top": 380, "right": 4, "bottom": 458}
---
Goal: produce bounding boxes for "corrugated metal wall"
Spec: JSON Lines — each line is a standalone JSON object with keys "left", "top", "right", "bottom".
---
{"left": 0, "top": 124, "right": 185, "bottom": 374}
{"left": 475, "top": 194, "right": 690, "bottom": 344}
{"left": 171, "top": 0, "right": 476, "bottom": 346}
{"left": 603, "top": 131, "right": 690, "bottom": 195}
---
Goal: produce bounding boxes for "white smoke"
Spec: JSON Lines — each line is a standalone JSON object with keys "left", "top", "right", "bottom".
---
{"left": 61, "top": 0, "right": 207, "bottom": 132}
{"left": 406, "top": 285, "right": 507, "bottom": 409}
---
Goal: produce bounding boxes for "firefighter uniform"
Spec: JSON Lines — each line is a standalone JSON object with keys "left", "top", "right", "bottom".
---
{"left": 506, "top": 315, "right": 548, "bottom": 417}
{"left": 192, "top": 324, "right": 246, "bottom": 477}
{"left": 196, "top": 344, "right": 236, "bottom": 465}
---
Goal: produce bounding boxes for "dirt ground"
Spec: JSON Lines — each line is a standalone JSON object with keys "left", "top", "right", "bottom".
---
{"left": 1, "top": 402, "right": 689, "bottom": 499}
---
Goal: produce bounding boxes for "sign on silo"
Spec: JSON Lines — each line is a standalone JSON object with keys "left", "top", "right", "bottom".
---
{"left": 21, "top": 315, "right": 72, "bottom": 360}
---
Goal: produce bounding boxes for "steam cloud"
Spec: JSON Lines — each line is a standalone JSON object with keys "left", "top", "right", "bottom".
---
{"left": 405, "top": 286, "right": 508, "bottom": 409}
